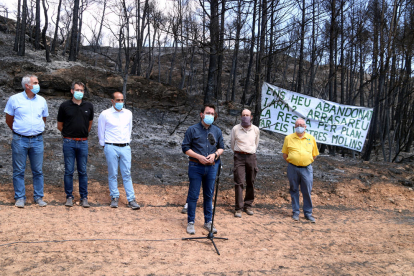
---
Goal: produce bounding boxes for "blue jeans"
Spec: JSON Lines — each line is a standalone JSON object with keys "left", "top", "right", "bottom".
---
{"left": 287, "top": 163, "right": 313, "bottom": 217}
{"left": 11, "top": 133, "right": 44, "bottom": 200}
{"left": 63, "top": 138, "right": 89, "bottom": 199}
{"left": 104, "top": 144, "right": 135, "bottom": 202}
{"left": 186, "top": 160, "right": 220, "bottom": 223}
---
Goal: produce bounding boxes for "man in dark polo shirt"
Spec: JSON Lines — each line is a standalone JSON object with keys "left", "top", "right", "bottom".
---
{"left": 57, "top": 81, "right": 94, "bottom": 208}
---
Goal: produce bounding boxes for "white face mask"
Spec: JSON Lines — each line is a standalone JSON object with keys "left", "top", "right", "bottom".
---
{"left": 295, "top": 126, "right": 305, "bottom": 134}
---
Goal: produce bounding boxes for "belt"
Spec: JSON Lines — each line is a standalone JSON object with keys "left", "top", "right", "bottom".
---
{"left": 235, "top": 151, "right": 253, "bottom": 155}
{"left": 291, "top": 163, "right": 309, "bottom": 168}
{"left": 189, "top": 157, "right": 215, "bottom": 166}
{"left": 13, "top": 131, "right": 42, "bottom": 138}
{"left": 64, "top": 137, "right": 88, "bottom": 141}
{"left": 105, "top": 143, "right": 129, "bottom": 147}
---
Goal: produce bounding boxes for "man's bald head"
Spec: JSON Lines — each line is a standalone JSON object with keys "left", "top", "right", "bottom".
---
{"left": 241, "top": 109, "right": 252, "bottom": 117}
{"left": 295, "top": 118, "right": 306, "bottom": 127}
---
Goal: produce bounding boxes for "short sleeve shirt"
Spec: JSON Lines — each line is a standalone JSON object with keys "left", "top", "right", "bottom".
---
{"left": 4, "top": 91, "right": 49, "bottom": 136}
{"left": 282, "top": 132, "right": 319, "bottom": 167}
{"left": 57, "top": 100, "right": 94, "bottom": 138}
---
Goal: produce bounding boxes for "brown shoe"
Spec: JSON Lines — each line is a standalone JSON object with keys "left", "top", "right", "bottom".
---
{"left": 234, "top": 210, "right": 242, "bottom": 218}
{"left": 244, "top": 207, "right": 254, "bottom": 215}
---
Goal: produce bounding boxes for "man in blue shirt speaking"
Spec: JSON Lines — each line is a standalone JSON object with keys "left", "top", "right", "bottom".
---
{"left": 4, "top": 74, "right": 49, "bottom": 208}
{"left": 181, "top": 104, "right": 224, "bottom": 235}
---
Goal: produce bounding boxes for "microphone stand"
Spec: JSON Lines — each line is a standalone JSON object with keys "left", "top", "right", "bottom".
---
{"left": 182, "top": 161, "right": 228, "bottom": 255}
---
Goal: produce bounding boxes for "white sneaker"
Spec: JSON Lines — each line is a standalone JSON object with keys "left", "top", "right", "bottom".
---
{"left": 181, "top": 203, "right": 188, "bottom": 214}
{"left": 203, "top": 221, "right": 217, "bottom": 234}
{"left": 187, "top": 222, "right": 195, "bottom": 235}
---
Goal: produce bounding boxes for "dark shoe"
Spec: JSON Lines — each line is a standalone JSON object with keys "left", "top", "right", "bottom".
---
{"left": 234, "top": 210, "right": 242, "bottom": 218}
{"left": 187, "top": 222, "right": 195, "bottom": 235}
{"left": 203, "top": 221, "right": 217, "bottom": 234}
{"left": 244, "top": 207, "right": 254, "bottom": 215}
{"left": 35, "top": 198, "right": 47, "bottom": 207}
{"left": 15, "top": 198, "right": 25, "bottom": 208}
{"left": 292, "top": 214, "right": 299, "bottom": 221}
{"left": 110, "top": 198, "right": 119, "bottom": 208}
{"left": 305, "top": 215, "right": 316, "bottom": 223}
{"left": 80, "top": 198, "right": 90, "bottom": 208}
{"left": 181, "top": 203, "right": 188, "bottom": 214}
{"left": 128, "top": 200, "right": 140, "bottom": 210}
{"left": 65, "top": 197, "right": 73, "bottom": 207}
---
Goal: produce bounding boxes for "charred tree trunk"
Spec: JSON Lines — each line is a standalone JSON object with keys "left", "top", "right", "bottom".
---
{"left": 253, "top": 0, "right": 267, "bottom": 126}
{"left": 41, "top": 0, "right": 51, "bottom": 62}
{"left": 18, "top": 0, "right": 27, "bottom": 56}
{"left": 241, "top": 0, "right": 257, "bottom": 105}
{"left": 227, "top": 0, "right": 242, "bottom": 102}
{"left": 34, "top": 0, "right": 41, "bottom": 50}
{"left": 51, "top": 0, "right": 62, "bottom": 54}
{"left": 216, "top": 0, "right": 226, "bottom": 100}
{"left": 204, "top": 0, "right": 219, "bottom": 104}
{"left": 296, "top": 0, "right": 306, "bottom": 94}
{"left": 68, "top": 0, "right": 80, "bottom": 61}
{"left": 76, "top": 0, "right": 84, "bottom": 54}
{"left": 266, "top": 0, "right": 274, "bottom": 83}
{"left": 93, "top": 0, "right": 106, "bottom": 52}
{"left": 14, "top": 0, "right": 21, "bottom": 52}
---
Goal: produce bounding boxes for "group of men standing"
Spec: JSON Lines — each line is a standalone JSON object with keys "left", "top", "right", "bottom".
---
{"left": 4, "top": 74, "right": 319, "bottom": 235}
{"left": 4, "top": 75, "right": 139, "bottom": 210}
{"left": 181, "top": 105, "right": 319, "bottom": 235}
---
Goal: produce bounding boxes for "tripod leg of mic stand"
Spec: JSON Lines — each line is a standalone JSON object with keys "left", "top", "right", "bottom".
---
{"left": 182, "top": 162, "right": 227, "bottom": 256}
{"left": 210, "top": 238, "right": 220, "bottom": 255}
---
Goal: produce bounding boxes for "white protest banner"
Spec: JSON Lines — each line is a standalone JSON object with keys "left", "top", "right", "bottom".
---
{"left": 259, "top": 82, "right": 374, "bottom": 152}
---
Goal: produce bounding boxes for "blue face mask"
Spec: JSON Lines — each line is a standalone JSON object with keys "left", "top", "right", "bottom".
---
{"left": 295, "top": 126, "right": 305, "bottom": 134}
{"left": 31, "top": 84, "right": 40, "bottom": 94}
{"left": 115, "top": 102, "right": 124, "bottom": 110}
{"left": 203, "top": 114, "right": 214, "bottom": 125}
{"left": 73, "top": 91, "right": 84, "bottom": 100}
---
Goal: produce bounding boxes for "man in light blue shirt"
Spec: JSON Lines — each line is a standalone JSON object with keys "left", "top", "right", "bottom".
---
{"left": 4, "top": 74, "right": 49, "bottom": 208}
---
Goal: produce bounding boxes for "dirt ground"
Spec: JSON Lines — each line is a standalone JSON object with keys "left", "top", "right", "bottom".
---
{"left": 0, "top": 175, "right": 413, "bottom": 275}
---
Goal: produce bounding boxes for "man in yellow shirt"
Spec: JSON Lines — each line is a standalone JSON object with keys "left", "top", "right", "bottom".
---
{"left": 231, "top": 109, "right": 260, "bottom": 218}
{"left": 282, "top": 118, "right": 319, "bottom": 222}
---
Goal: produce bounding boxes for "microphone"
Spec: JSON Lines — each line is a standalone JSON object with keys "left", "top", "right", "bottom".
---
{"left": 208, "top": 133, "right": 216, "bottom": 146}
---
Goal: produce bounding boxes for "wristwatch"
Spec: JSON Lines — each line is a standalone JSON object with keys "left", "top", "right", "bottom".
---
{"left": 214, "top": 152, "right": 218, "bottom": 160}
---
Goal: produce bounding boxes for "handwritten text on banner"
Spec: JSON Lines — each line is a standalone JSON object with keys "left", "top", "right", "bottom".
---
{"left": 259, "top": 82, "right": 373, "bottom": 152}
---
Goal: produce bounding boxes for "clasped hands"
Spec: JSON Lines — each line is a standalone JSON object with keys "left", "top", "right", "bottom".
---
{"left": 198, "top": 153, "right": 216, "bottom": 165}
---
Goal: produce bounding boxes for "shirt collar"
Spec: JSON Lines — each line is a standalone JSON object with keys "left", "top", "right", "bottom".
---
{"left": 23, "top": 91, "right": 36, "bottom": 100}
{"left": 111, "top": 106, "right": 123, "bottom": 113}
{"left": 294, "top": 132, "right": 307, "bottom": 139}
{"left": 71, "top": 99, "right": 83, "bottom": 106}
{"left": 199, "top": 121, "right": 210, "bottom": 130}
{"left": 239, "top": 124, "right": 252, "bottom": 132}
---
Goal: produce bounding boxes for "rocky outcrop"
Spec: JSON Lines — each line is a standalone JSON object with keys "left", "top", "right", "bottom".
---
{"left": 2, "top": 60, "right": 187, "bottom": 111}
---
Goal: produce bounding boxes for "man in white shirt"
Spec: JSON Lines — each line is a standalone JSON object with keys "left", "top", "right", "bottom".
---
{"left": 98, "top": 92, "right": 140, "bottom": 209}
{"left": 230, "top": 108, "right": 260, "bottom": 218}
